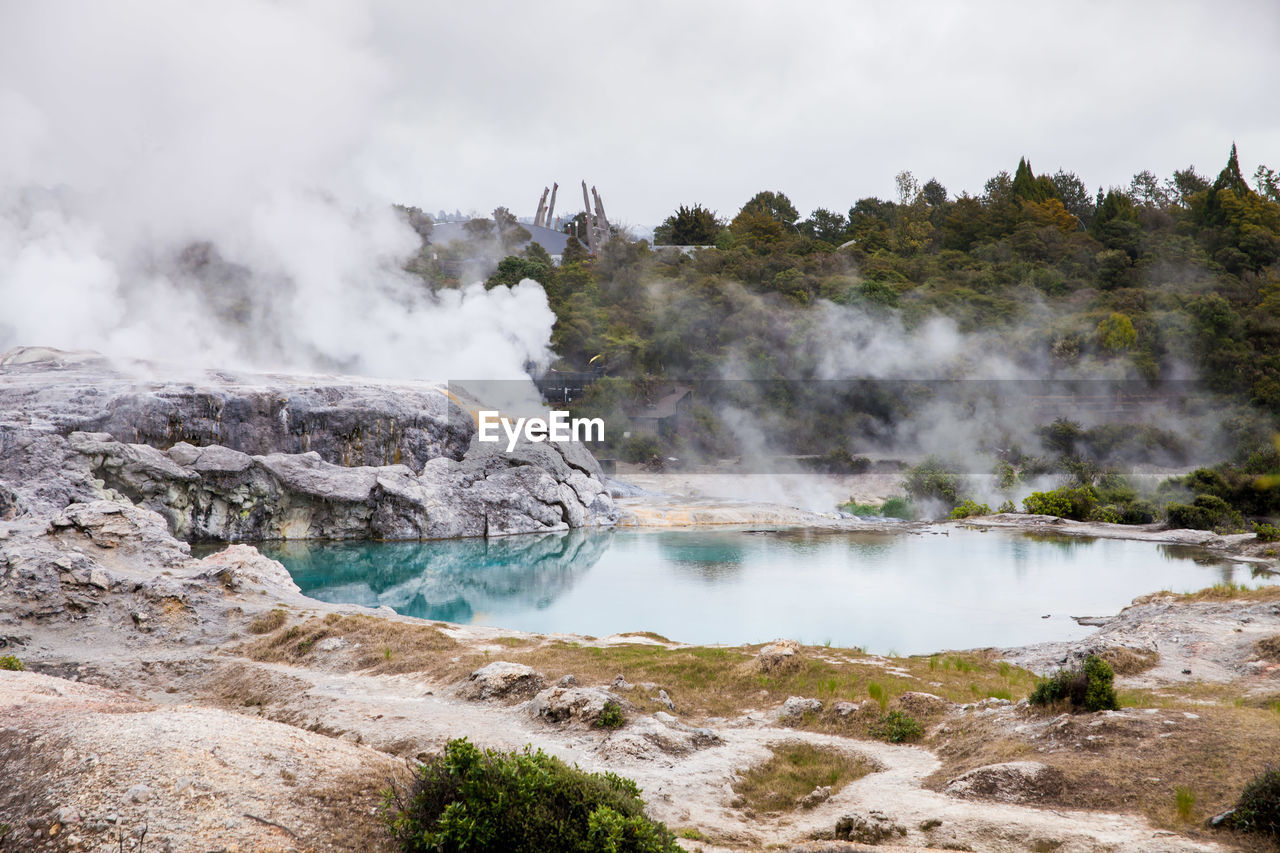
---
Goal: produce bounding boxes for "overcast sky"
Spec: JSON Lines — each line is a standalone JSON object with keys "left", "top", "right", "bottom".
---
{"left": 4, "top": 0, "right": 1278, "bottom": 232}
{"left": 359, "top": 0, "right": 1280, "bottom": 227}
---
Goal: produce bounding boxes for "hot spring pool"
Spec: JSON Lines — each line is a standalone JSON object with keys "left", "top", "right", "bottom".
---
{"left": 257, "top": 527, "right": 1275, "bottom": 655}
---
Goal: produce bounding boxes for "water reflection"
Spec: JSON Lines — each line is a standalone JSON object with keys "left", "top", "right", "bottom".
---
{"left": 657, "top": 532, "right": 746, "bottom": 582}
{"left": 259, "top": 527, "right": 1276, "bottom": 653}
{"left": 260, "top": 528, "right": 612, "bottom": 621}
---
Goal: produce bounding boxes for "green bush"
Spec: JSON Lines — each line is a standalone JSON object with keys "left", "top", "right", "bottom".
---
{"left": 948, "top": 499, "right": 991, "bottom": 519}
{"left": 869, "top": 710, "right": 923, "bottom": 743}
{"left": 384, "top": 738, "right": 678, "bottom": 853}
{"left": 1229, "top": 766, "right": 1280, "bottom": 838}
{"left": 903, "top": 457, "right": 965, "bottom": 507}
{"left": 0, "top": 655, "right": 23, "bottom": 671}
{"left": 1254, "top": 522, "right": 1280, "bottom": 543}
{"left": 594, "top": 701, "right": 626, "bottom": 730}
{"left": 1028, "top": 655, "right": 1118, "bottom": 712}
{"left": 1165, "top": 494, "right": 1245, "bottom": 532}
{"left": 997, "top": 499, "right": 1016, "bottom": 514}
{"left": 879, "top": 496, "right": 916, "bottom": 520}
{"left": 1022, "top": 485, "right": 1097, "bottom": 520}
{"left": 619, "top": 434, "right": 665, "bottom": 465}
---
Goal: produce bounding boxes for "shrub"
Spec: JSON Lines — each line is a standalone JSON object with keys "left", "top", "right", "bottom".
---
{"left": 948, "top": 499, "right": 991, "bottom": 520}
{"left": 903, "top": 457, "right": 965, "bottom": 507}
{"left": 1087, "top": 504, "right": 1121, "bottom": 524}
{"left": 879, "top": 496, "right": 915, "bottom": 520}
{"left": 997, "top": 499, "right": 1016, "bottom": 514}
{"left": 1229, "top": 766, "right": 1280, "bottom": 838}
{"left": 384, "top": 738, "right": 678, "bottom": 853}
{"left": 619, "top": 434, "right": 665, "bottom": 465}
{"left": 1028, "top": 655, "right": 1118, "bottom": 712}
{"left": 869, "top": 710, "right": 922, "bottom": 743}
{"left": 1022, "top": 485, "right": 1097, "bottom": 520}
{"left": 1165, "top": 494, "right": 1245, "bottom": 532}
{"left": 594, "top": 701, "right": 626, "bottom": 730}
{"left": 0, "top": 655, "right": 24, "bottom": 671}
{"left": 1254, "top": 522, "right": 1280, "bottom": 543}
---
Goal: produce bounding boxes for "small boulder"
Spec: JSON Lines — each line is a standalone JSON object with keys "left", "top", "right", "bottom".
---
{"left": 656, "top": 689, "right": 675, "bottom": 710}
{"left": 833, "top": 701, "right": 863, "bottom": 717}
{"left": 459, "top": 661, "right": 545, "bottom": 701}
{"left": 894, "top": 691, "right": 951, "bottom": 715}
{"left": 834, "top": 810, "right": 905, "bottom": 844}
{"left": 779, "top": 696, "right": 823, "bottom": 721}
{"left": 757, "top": 639, "right": 801, "bottom": 673}
{"left": 944, "top": 761, "right": 1067, "bottom": 804}
{"left": 530, "top": 686, "right": 621, "bottom": 726}
{"left": 800, "top": 785, "right": 831, "bottom": 809}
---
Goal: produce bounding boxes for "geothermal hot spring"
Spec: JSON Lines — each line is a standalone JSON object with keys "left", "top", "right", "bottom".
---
{"left": 258, "top": 527, "right": 1278, "bottom": 655}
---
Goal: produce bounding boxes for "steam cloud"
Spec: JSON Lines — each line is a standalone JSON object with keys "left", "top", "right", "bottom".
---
{"left": 0, "top": 2, "right": 553, "bottom": 379}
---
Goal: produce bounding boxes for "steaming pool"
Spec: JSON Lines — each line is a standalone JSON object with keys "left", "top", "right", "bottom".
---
{"left": 259, "top": 527, "right": 1277, "bottom": 655}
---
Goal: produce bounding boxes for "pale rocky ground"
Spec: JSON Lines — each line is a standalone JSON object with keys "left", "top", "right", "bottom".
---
{"left": 3, "top": 350, "right": 1279, "bottom": 852}
{"left": 5, "top": 501, "right": 1276, "bottom": 852}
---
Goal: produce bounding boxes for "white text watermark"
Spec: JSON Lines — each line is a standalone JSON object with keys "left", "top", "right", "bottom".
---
{"left": 476, "top": 410, "right": 604, "bottom": 452}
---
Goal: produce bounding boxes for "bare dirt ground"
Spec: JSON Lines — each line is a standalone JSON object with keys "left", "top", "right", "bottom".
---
{"left": 3, "top": 491, "right": 1280, "bottom": 852}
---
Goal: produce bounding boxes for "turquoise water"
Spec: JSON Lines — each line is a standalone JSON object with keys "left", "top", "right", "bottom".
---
{"left": 258, "top": 527, "right": 1275, "bottom": 655}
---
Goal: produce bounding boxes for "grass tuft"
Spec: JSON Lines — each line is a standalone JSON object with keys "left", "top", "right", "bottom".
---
{"left": 732, "top": 742, "right": 877, "bottom": 813}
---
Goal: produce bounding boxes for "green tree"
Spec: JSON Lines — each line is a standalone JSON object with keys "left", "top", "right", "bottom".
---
{"left": 800, "top": 208, "right": 849, "bottom": 243}
{"left": 1096, "top": 312, "right": 1138, "bottom": 354}
{"left": 653, "top": 204, "right": 721, "bottom": 245}
{"left": 734, "top": 190, "right": 799, "bottom": 228}
{"left": 1050, "top": 170, "right": 1094, "bottom": 224}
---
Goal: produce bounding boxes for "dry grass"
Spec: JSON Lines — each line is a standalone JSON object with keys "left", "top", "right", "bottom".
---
{"left": 241, "top": 613, "right": 458, "bottom": 676}
{"left": 247, "top": 609, "right": 288, "bottom": 635}
{"left": 1098, "top": 646, "right": 1161, "bottom": 676}
{"left": 927, "top": 691, "right": 1280, "bottom": 843}
{"left": 502, "top": 642, "right": 1036, "bottom": 723}
{"left": 1138, "top": 583, "right": 1280, "bottom": 604}
{"left": 732, "top": 742, "right": 878, "bottom": 814}
{"left": 1257, "top": 634, "right": 1280, "bottom": 661}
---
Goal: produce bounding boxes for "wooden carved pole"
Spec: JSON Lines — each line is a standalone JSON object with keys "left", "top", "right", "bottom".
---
{"left": 581, "top": 181, "right": 597, "bottom": 255}
{"left": 545, "top": 182, "right": 558, "bottom": 228}
{"left": 534, "top": 187, "right": 549, "bottom": 227}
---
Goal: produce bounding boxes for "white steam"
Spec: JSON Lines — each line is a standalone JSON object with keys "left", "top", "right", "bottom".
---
{"left": 0, "top": 2, "right": 553, "bottom": 379}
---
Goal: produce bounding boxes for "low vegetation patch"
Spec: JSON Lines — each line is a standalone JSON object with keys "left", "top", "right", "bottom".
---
{"left": 242, "top": 613, "right": 457, "bottom": 676}
{"left": 1257, "top": 635, "right": 1280, "bottom": 661}
{"left": 1029, "top": 655, "right": 1118, "bottom": 712}
{"left": 247, "top": 608, "right": 288, "bottom": 634}
{"left": 594, "top": 700, "right": 626, "bottom": 730}
{"left": 1097, "top": 646, "right": 1160, "bottom": 676}
{"left": 384, "top": 738, "right": 679, "bottom": 852}
{"left": 0, "top": 655, "right": 24, "bottom": 671}
{"left": 731, "top": 742, "right": 877, "bottom": 813}
{"left": 1228, "top": 765, "right": 1280, "bottom": 839}
{"left": 869, "top": 710, "right": 923, "bottom": 743}
{"left": 948, "top": 499, "right": 990, "bottom": 520}
{"left": 509, "top": 642, "right": 1034, "bottom": 722}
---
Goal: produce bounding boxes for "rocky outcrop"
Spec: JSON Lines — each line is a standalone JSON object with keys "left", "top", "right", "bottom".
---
{"left": 0, "top": 350, "right": 617, "bottom": 541}
{"left": 529, "top": 686, "right": 623, "bottom": 726}
{"left": 944, "top": 761, "right": 1068, "bottom": 804}
{"left": 459, "top": 661, "right": 545, "bottom": 700}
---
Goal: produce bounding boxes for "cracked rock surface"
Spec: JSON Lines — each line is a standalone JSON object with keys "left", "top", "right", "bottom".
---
{"left": 0, "top": 348, "right": 617, "bottom": 540}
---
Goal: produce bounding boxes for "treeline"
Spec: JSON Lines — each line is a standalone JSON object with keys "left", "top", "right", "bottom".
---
{"left": 404, "top": 145, "right": 1280, "bottom": 525}
{"left": 469, "top": 145, "right": 1280, "bottom": 407}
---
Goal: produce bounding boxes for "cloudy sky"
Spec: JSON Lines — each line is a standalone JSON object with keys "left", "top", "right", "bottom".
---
{"left": 361, "top": 0, "right": 1280, "bottom": 227}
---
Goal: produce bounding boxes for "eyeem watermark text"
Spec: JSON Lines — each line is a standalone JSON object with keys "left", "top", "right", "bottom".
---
{"left": 477, "top": 410, "right": 604, "bottom": 452}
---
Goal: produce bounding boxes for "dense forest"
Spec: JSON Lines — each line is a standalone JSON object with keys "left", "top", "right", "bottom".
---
{"left": 410, "top": 146, "right": 1280, "bottom": 529}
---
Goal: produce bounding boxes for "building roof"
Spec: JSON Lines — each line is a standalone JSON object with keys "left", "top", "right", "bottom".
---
{"left": 429, "top": 222, "right": 574, "bottom": 256}
{"left": 628, "top": 386, "right": 692, "bottom": 420}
